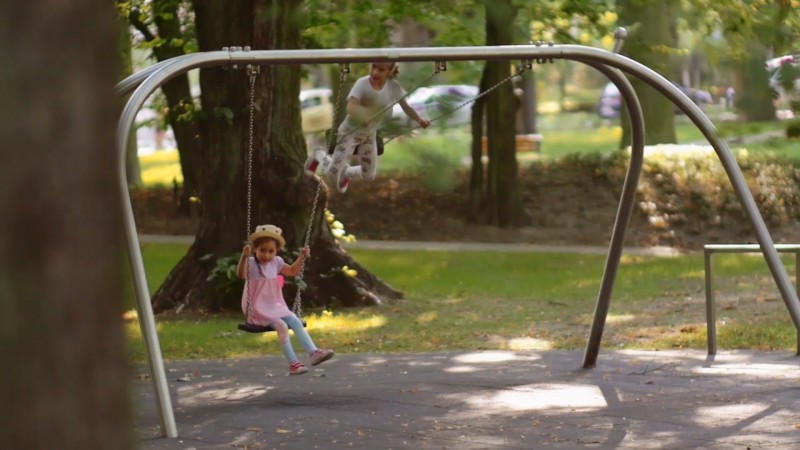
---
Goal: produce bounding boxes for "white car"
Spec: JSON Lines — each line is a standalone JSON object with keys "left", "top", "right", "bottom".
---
{"left": 390, "top": 84, "right": 479, "bottom": 129}
{"left": 300, "top": 88, "right": 333, "bottom": 133}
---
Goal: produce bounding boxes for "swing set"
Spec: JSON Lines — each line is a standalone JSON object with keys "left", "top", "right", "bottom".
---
{"left": 237, "top": 59, "right": 528, "bottom": 334}
{"left": 116, "top": 31, "right": 800, "bottom": 438}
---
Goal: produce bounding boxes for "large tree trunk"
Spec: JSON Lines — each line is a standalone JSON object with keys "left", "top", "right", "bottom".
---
{"left": 482, "top": 0, "right": 530, "bottom": 227}
{"left": 129, "top": 1, "right": 202, "bottom": 217}
{"left": 617, "top": 0, "right": 678, "bottom": 149}
{"left": 468, "top": 68, "right": 489, "bottom": 221}
{"left": 0, "top": 1, "right": 131, "bottom": 448}
{"left": 731, "top": 41, "right": 777, "bottom": 122}
{"left": 153, "top": 0, "right": 401, "bottom": 313}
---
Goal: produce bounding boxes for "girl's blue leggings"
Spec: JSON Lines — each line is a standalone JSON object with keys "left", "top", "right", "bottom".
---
{"left": 273, "top": 315, "right": 317, "bottom": 363}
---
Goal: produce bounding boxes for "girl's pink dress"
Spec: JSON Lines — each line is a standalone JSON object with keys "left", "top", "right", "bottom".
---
{"left": 241, "top": 256, "right": 293, "bottom": 326}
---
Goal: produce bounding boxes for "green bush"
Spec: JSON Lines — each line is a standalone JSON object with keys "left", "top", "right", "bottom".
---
{"left": 785, "top": 119, "right": 800, "bottom": 139}
{"left": 542, "top": 147, "right": 800, "bottom": 237}
{"left": 204, "top": 253, "right": 244, "bottom": 306}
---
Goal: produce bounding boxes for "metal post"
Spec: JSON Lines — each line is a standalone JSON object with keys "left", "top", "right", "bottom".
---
{"left": 705, "top": 249, "right": 717, "bottom": 354}
{"left": 796, "top": 251, "right": 799, "bottom": 355}
{"left": 578, "top": 63, "right": 645, "bottom": 369}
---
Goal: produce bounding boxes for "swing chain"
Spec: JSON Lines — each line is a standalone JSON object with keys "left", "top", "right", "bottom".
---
{"left": 383, "top": 63, "right": 529, "bottom": 145}
{"left": 288, "top": 65, "right": 351, "bottom": 317}
{"left": 333, "top": 64, "right": 350, "bottom": 129}
{"left": 243, "top": 64, "right": 259, "bottom": 323}
{"left": 291, "top": 176, "right": 323, "bottom": 318}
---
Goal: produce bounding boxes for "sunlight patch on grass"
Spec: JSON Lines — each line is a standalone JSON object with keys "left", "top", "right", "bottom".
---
{"left": 141, "top": 164, "right": 183, "bottom": 186}
{"left": 138, "top": 150, "right": 183, "bottom": 186}
{"left": 306, "top": 311, "right": 387, "bottom": 332}
{"left": 507, "top": 337, "right": 553, "bottom": 350}
{"left": 605, "top": 313, "right": 636, "bottom": 324}
{"left": 123, "top": 309, "right": 138, "bottom": 321}
{"left": 415, "top": 311, "right": 438, "bottom": 324}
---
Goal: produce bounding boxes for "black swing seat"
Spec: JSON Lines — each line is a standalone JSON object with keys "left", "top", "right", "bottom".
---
{"left": 238, "top": 320, "right": 307, "bottom": 334}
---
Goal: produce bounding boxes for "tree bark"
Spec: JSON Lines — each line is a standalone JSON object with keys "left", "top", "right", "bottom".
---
{"left": 617, "top": 0, "right": 678, "bottom": 149}
{"left": 468, "top": 68, "right": 489, "bottom": 221}
{"left": 482, "top": 0, "right": 530, "bottom": 227}
{"left": 129, "top": 0, "right": 202, "bottom": 217}
{"left": 731, "top": 42, "right": 777, "bottom": 122}
{"left": 152, "top": 0, "right": 401, "bottom": 313}
{"left": 0, "top": 1, "right": 131, "bottom": 448}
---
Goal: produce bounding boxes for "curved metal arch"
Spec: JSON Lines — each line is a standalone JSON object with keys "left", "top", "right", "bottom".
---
{"left": 575, "top": 61, "right": 645, "bottom": 368}
{"left": 119, "top": 42, "right": 800, "bottom": 438}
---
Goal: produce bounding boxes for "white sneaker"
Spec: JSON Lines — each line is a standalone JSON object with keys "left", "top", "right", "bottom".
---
{"left": 319, "top": 151, "right": 331, "bottom": 176}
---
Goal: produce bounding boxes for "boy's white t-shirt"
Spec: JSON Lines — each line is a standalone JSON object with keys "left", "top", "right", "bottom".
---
{"left": 339, "top": 76, "right": 406, "bottom": 134}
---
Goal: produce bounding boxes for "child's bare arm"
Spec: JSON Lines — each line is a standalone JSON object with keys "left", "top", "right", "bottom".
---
{"left": 280, "top": 247, "right": 310, "bottom": 277}
{"left": 346, "top": 97, "right": 370, "bottom": 125}
{"left": 236, "top": 245, "right": 252, "bottom": 279}
{"left": 399, "top": 99, "right": 430, "bottom": 128}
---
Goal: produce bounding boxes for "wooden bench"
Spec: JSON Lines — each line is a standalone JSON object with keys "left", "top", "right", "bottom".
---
{"left": 704, "top": 243, "right": 800, "bottom": 355}
{"left": 481, "top": 134, "right": 542, "bottom": 154}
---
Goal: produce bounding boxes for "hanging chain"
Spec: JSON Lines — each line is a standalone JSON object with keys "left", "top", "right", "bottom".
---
{"left": 291, "top": 176, "right": 323, "bottom": 318}
{"left": 332, "top": 64, "right": 349, "bottom": 129}
{"left": 383, "top": 63, "right": 528, "bottom": 146}
{"left": 244, "top": 64, "right": 259, "bottom": 323}
{"left": 290, "top": 65, "right": 353, "bottom": 318}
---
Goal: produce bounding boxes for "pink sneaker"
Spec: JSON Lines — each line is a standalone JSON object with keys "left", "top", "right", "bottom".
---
{"left": 309, "top": 349, "right": 334, "bottom": 366}
{"left": 289, "top": 361, "right": 308, "bottom": 375}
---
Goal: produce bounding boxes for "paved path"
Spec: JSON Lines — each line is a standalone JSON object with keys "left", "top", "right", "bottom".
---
{"left": 134, "top": 349, "right": 800, "bottom": 449}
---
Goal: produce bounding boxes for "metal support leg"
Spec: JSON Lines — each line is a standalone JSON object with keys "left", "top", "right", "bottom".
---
{"left": 794, "top": 252, "right": 800, "bottom": 356}
{"left": 705, "top": 249, "right": 716, "bottom": 355}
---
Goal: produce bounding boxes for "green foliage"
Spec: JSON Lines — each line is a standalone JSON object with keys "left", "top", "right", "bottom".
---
{"left": 631, "top": 147, "right": 800, "bottom": 228}
{"left": 383, "top": 133, "right": 464, "bottom": 192}
{"left": 786, "top": 119, "right": 800, "bottom": 139}
{"left": 204, "top": 253, "right": 244, "bottom": 305}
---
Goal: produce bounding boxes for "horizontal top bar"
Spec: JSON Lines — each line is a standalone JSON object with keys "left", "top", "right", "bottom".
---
{"left": 704, "top": 244, "right": 800, "bottom": 253}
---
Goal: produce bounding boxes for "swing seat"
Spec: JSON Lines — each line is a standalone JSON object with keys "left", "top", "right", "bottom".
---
{"left": 237, "top": 320, "right": 307, "bottom": 334}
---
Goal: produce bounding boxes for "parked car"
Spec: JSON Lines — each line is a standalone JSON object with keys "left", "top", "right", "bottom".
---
{"left": 390, "top": 84, "right": 479, "bottom": 128}
{"left": 597, "top": 82, "right": 622, "bottom": 119}
{"left": 596, "top": 82, "right": 712, "bottom": 119}
{"left": 300, "top": 88, "right": 333, "bottom": 133}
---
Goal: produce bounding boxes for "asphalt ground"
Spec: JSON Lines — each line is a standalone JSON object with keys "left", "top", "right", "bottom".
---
{"left": 134, "top": 349, "right": 800, "bottom": 449}
{"left": 135, "top": 235, "right": 797, "bottom": 449}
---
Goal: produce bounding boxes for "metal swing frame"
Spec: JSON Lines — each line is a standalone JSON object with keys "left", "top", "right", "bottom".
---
{"left": 116, "top": 29, "right": 800, "bottom": 439}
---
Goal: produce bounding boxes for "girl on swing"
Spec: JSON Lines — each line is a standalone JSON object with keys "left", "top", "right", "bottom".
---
{"left": 305, "top": 62, "right": 430, "bottom": 193}
{"left": 237, "top": 224, "right": 334, "bottom": 375}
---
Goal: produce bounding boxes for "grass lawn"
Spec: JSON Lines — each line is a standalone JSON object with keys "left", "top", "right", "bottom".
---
{"left": 126, "top": 243, "right": 799, "bottom": 362}
{"left": 129, "top": 116, "right": 798, "bottom": 362}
